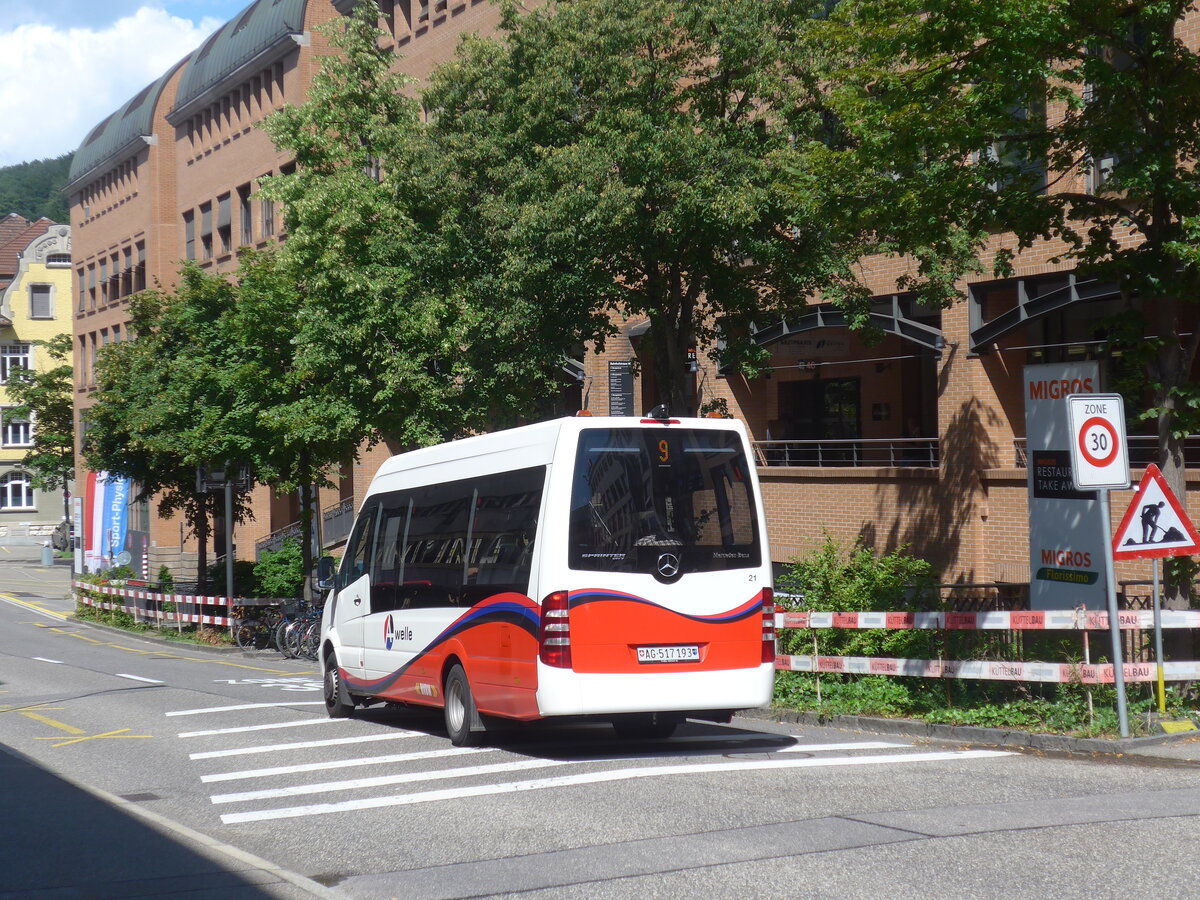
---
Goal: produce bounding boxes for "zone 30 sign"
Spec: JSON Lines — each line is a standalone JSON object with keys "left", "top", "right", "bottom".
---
{"left": 1066, "top": 394, "right": 1130, "bottom": 491}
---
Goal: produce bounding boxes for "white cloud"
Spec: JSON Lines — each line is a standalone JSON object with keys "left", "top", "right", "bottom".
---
{"left": 0, "top": 7, "right": 225, "bottom": 167}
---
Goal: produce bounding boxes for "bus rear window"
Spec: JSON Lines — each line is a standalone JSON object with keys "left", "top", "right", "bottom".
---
{"left": 568, "top": 428, "right": 760, "bottom": 574}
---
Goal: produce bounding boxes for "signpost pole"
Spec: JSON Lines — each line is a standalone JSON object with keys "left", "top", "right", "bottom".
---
{"left": 225, "top": 475, "right": 235, "bottom": 607}
{"left": 1152, "top": 558, "right": 1165, "bottom": 715}
{"left": 1100, "top": 488, "right": 1130, "bottom": 738}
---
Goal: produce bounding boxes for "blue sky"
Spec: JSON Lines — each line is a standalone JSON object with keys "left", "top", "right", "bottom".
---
{"left": 0, "top": 0, "right": 256, "bottom": 167}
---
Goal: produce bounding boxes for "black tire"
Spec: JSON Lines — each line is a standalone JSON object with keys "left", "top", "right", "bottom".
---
{"left": 233, "top": 619, "right": 261, "bottom": 649}
{"left": 323, "top": 653, "right": 355, "bottom": 719}
{"left": 443, "top": 664, "right": 484, "bottom": 747}
{"left": 612, "top": 713, "right": 680, "bottom": 741}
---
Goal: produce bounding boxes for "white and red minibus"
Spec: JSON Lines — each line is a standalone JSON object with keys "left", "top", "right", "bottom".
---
{"left": 319, "top": 414, "right": 774, "bottom": 744}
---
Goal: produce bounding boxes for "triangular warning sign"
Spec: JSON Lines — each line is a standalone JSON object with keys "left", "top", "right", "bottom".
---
{"left": 1112, "top": 464, "right": 1200, "bottom": 559}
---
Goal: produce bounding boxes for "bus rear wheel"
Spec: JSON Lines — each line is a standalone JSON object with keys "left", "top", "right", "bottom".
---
{"left": 323, "top": 654, "right": 355, "bottom": 719}
{"left": 444, "top": 664, "right": 484, "bottom": 747}
{"left": 612, "top": 713, "right": 679, "bottom": 741}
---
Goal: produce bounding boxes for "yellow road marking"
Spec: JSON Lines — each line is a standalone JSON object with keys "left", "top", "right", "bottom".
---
{"left": 0, "top": 594, "right": 70, "bottom": 620}
{"left": 0, "top": 703, "right": 65, "bottom": 714}
{"left": 36, "top": 728, "right": 152, "bottom": 748}
{"left": 22, "top": 712, "right": 86, "bottom": 734}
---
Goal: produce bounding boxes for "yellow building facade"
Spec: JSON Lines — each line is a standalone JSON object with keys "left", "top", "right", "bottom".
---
{"left": 0, "top": 223, "right": 74, "bottom": 533}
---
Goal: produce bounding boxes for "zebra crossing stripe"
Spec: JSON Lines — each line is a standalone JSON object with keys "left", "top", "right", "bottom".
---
{"left": 211, "top": 757, "right": 582, "bottom": 804}
{"left": 190, "top": 731, "right": 423, "bottom": 760}
{"left": 179, "top": 718, "right": 348, "bottom": 738}
{"left": 167, "top": 702, "right": 325, "bottom": 717}
{"left": 219, "top": 749, "right": 1012, "bottom": 824}
{"left": 201, "top": 747, "right": 488, "bottom": 783}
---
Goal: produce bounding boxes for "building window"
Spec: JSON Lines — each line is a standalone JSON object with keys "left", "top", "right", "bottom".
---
{"left": 217, "top": 193, "right": 232, "bottom": 255}
{"left": 122, "top": 247, "right": 133, "bottom": 297}
{"left": 261, "top": 195, "right": 275, "bottom": 238}
{"left": 99, "top": 259, "right": 108, "bottom": 303}
{"left": 0, "top": 471, "right": 34, "bottom": 510}
{"left": 0, "top": 468, "right": 33, "bottom": 511}
{"left": 200, "top": 202, "right": 213, "bottom": 259}
{"left": 135, "top": 242, "right": 146, "bottom": 292}
{"left": 2, "top": 409, "right": 32, "bottom": 447}
{"left": 88, "top": 265, "right": 97, "bottom": 308}
{"left": 238, "top": 183, "right": 253, "bottom": 245}
{"left": 0, "top": 343, "right": 31, "bottom": 383}
{"left": 77, "top": 269, "right": 86, "bottom": 312}
{"left": 46, "top": 253, "right": 70, "bottom": 267}
{"left": 29, "top": 284, "right": 53, "bottom": 319}
{"left": 184, "top": 211, "right": 196, "bottom": 261}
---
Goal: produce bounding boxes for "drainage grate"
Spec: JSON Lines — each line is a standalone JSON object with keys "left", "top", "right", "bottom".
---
{"left": 119, "top": 792, "right": 162, "bottom": 803}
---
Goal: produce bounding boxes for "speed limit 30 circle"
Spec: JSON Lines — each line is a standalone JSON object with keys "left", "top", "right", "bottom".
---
{"left": 1077, "top": 416, "right": 1119, "bottom": 467}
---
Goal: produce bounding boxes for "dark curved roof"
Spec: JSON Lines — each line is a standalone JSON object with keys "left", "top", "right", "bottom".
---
{"left": 171, "top": 0, "right": 308, "bottom": 116}
{"left": 68, "top": 66, "right": 179, "bottom": 185}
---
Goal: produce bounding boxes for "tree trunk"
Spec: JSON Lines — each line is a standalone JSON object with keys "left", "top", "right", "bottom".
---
{"left": 1152, "top": 297, "right": 1196, "bottom": 639}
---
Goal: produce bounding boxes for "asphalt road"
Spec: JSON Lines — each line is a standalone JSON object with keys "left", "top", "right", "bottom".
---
{"left": 3, "top": 561, "right": 1200, "bottom": 899}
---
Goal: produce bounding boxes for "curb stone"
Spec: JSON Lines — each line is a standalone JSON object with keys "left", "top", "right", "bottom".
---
{"left": 741, "top": 706, "right": 1200, "bottom": 758}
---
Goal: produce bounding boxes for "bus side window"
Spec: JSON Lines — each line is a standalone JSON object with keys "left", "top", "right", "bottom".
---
{"left": 339, "top": 502, "right": 378, "bottom": 590}
{"left": 401, "top": 484, "right": 471, "bottom": 608}
{"left": 369, "top": 496, "right": 409, "bottom": 614}
{"left": 466, "top": 467, "right": 545, "bottom": 599}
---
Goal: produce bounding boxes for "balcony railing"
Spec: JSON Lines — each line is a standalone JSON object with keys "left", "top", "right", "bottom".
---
{"left": 1014, "top": 436, "right": 1200, "bottom": 469}
{"left": 254, "top": 496, "right": 356, "bottom": 559}
{"left": 753, "top": 438, "right": 938, "bottom": 468}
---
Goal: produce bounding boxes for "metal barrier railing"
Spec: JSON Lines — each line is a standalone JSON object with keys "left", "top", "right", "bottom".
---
{"left": 752, "top": 437, "right": 938, "bottom": 468}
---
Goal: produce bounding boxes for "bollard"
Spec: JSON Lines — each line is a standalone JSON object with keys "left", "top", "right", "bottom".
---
{"left": 41, "top": 541, "right": 53, "bottom": 566}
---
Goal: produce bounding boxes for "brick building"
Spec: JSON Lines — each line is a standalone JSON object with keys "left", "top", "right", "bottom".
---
{"left": 67, "top": 0, "right": 1200, "bottom": 591}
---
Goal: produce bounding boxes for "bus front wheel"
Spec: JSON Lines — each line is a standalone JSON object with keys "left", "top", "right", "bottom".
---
{"left": 444, "top": 664, "right": 484, "bottom": 747}
{"left": 323, "top": 654, "right": 355, "bottom": 719}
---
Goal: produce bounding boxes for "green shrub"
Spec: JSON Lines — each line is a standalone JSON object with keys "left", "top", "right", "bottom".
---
{"left": 254, "top": 538, "right": 304, "bottom": 598}
{"left": 204, "top": 559, "right": 259, "bottom": 597}
{"left": 776, "top": 535, "right": 938, "bottom": 660}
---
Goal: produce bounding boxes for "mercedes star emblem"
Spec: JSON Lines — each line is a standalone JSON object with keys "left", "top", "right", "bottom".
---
{"left": 657, "top": 553, "right": 680, "bottom": 578}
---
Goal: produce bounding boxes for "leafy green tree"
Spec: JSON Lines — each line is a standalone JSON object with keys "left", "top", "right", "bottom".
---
{"left": 5, "top": 333, "right": 75, "bottom": 522}
{"left": 420, "top": 0, "right": 842, "bottom": 416}
{"left": 260, "top": 1, "right": 477, "bottom": 447}
{"left": 809, "top": 0, "right": 1200, "bottom": 596}
{"left": 85, "top": 267, "right": 253, "bottom": 586}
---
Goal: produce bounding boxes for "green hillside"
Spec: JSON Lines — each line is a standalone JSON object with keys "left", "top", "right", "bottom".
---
{"left": 0, "top": 154, "right": 73, "bottom": 223}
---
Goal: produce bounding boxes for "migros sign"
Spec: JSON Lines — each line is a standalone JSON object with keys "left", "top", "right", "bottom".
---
{"left": 1027, "top": 376, "right": 1094, "bottom": 400}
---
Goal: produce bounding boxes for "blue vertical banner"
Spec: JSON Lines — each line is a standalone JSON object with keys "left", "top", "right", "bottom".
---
{"left": 105, "top": 474, "right": 131, "bottom": 564}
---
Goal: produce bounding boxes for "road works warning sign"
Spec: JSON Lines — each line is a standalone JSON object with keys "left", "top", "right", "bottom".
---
{"left": 1112, "top": 464, "right": 1200, "bottom": 560}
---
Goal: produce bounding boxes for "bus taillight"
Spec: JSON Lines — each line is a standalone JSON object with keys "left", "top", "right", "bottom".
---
{"left": 539, "top": 590, "right": 573, "bottom": 668}
{"left": 761, "top": 588, "right": 776, "bottom": 664}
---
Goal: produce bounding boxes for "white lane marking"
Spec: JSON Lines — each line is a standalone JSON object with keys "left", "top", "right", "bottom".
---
{"left": 202, "top": 747, "right": 488, "bottom": 783}
{"left": 180, "top": 718, "right": 348, "bottom": 738}
{"left": 777, "top": 741, "right": 909, "bottom": 753}
{"left": 220, "top": 750, "right": 1012, "bottom": 824}
{"left": 33, "top": 657, "right": 64, "bottom": 664}
{"left": 212, "top": 757, "right": 582, "bottom": 804}
{"left": 167, "top": 701, "right": 325, "bottom": 717}
{"left": 190, "top": 731, "right": 423, "bottom": 760}
{"left": 117, "top": 674, "right": 164, "bottom": 684}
